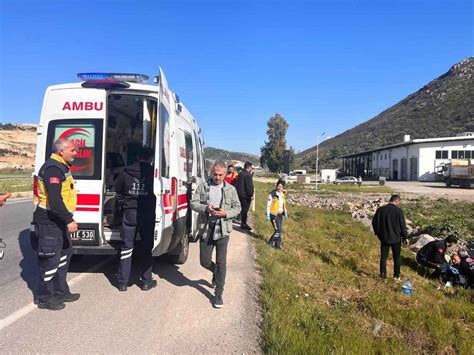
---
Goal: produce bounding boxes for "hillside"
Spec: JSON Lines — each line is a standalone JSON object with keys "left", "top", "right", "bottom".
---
{"left": 204, "top": 147, "right": 260, "bottom": 166}
{"left": 295, "top": 57, "right": 474, "bottom": 169}
{"left": 0, "top": 123, "right": 37, "bottom": 172}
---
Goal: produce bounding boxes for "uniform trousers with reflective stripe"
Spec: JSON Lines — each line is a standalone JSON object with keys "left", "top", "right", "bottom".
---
{"left": 37, "top": 223, "right": 73, "bottom": 303}
{"left": 268, "top": 213, "right": 283, "bottom": 248}
{"left": 117, "top": 208, "right": 154, "bottom": 284}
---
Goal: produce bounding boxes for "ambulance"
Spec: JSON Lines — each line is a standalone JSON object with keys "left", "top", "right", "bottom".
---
{"left": 33, "top": 68, "right": 206, "bottom": 263}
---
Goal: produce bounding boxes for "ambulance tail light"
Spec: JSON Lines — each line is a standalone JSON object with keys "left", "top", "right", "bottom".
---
{"left": 33, "top": 175, "right": 39, "bottom": 204}
{"left": 81, "top": 80, "right": 130, "bottom": 89}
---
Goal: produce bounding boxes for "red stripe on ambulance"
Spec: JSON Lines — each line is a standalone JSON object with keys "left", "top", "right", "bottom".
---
{"left": 77, "top": 194, "right": 100, "bottom": 206}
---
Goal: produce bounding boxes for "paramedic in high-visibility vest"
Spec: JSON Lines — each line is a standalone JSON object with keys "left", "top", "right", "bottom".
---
{"left": 266, "top": 179, "right": 288, "bottom": 249}
{"left": 32, "top": 139, "right": 80, "bottom": 311}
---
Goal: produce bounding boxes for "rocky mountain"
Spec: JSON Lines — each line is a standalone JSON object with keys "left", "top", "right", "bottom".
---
{"left": 204, "top": 147, "right": 260, "bottom": 166}
{"left": 0, "top": 123, "right": 37, "bottom": 172}
{"left": 295, "top": 57, "right": 474, "bottom": 169}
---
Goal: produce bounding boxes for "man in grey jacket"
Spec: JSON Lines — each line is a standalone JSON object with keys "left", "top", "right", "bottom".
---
{"left": 191, "top": 161, "right": 241, "bottom": 308}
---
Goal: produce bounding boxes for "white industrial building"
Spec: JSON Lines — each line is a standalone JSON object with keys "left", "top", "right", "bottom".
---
{"left": 340, "top": 133, "right": 474, "bottom": 181}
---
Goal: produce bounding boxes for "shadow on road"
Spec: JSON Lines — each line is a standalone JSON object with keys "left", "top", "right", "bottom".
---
{"left": 153, "top": 262, "right": 214, "bottom": 302}
{"left": 18, "top": 228, "right": 39, "bottom": 301}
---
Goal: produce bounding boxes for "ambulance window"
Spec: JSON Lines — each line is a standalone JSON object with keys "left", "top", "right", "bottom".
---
{"left": 194, "top": 131, "right": 202, "bottom": 178}
{"left": 46, "top": 119, "right": 103, "bottom": 180}
{"left": 184, "top": 132, "right": 194, "bottom": 181}
{"left": 160, "top": 104, "right": 170, "bottom": 178}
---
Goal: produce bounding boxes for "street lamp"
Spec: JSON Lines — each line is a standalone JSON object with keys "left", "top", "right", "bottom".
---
{"left": 315, "top": 132, "right": 325, "bottom": 191}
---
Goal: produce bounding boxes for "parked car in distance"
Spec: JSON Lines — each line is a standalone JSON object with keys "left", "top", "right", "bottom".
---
{"left": 334, "top": 176, "right": 359, "bottom": 185}
{"left": 288, "top": 169, "right": 307, "bottom": 181}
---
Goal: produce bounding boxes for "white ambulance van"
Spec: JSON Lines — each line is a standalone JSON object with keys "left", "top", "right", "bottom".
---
{"left": 33, "top": 68, "right": 206, "bottom": 263}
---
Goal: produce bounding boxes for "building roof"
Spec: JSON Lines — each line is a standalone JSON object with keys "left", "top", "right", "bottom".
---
{"left": 339, "top": 134, "right": 474, "bottom": 159}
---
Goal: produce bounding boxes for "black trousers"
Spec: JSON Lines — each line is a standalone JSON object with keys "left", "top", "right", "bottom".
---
{"left": 239, "top": 198, "right": 251, "bottom": 226}
{"left": 200, "top": 235, "right": 229, "bottom": 295}
{"left": 416, "top": 256, "right": 444, "bottom": 279}
{"left": 36, "top": 223, "right": 73, "bottom": 303}
{"left": 268, "top": 213, "right": 283, "bottom": 248}
{"left": 380, "top": 241, "right": 401, "bottom": 278}
{"left": 117, "top": 209, "right": 154, "bottom": 284}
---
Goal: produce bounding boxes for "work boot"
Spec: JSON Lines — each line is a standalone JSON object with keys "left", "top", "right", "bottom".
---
{"left": 58, "top": 292, "right": 81, "bottom": 303}
{"left": 117, "top": 282, "right": 128, "bottom": 292}
{"left": 141, "top": 279, "right": 157, "bottom": 291}
{"left": 213, "top": 293, "right": 224, "bottom": 309}
{"left": 37, "top": 298, "right": 65, "bottom": 311}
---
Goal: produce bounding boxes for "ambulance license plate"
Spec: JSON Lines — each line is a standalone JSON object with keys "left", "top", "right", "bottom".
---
{"left": 70, "top": 230, "right": 95, "bottom": 241}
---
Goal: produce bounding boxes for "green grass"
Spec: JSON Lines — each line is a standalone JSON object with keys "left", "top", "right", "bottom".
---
{"left": 287, "top": 182, "right": 393, "bottom": 194}
{"left": 253, "top": 182, "right": 473, "bottom": 354}
{"left": 0, "top": 168, "right": 33, "bottom": 176}
{"left": 404, "top": 198, "right": 474, "bottom": 241}
{"left": 0, "top": 177, "right": 32, "bottom": 193}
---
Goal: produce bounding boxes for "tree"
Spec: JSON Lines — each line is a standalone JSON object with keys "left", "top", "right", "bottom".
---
{"left": 260, "top": 113, "right": 290, "bottom": 173}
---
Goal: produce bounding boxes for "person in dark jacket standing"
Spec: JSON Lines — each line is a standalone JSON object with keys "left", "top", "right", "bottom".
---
{"left": 114, "top": 147, "right": 157, "bottom": 292}
{"left": 416, "top": 235, "right": 458, "bottom": 279}
{"left": 234, "top": 161, "right": 254, "bottom": 231}
{"left": 33, "top": 139, "right": 80, "bottom": 311}
{"left": 372, "top": 195, "right": 408, "bottom": 280}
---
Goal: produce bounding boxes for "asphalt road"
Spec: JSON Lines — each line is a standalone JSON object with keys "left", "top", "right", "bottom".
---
{"left": 0, "top": 200, "right": 260, "bottom": 353}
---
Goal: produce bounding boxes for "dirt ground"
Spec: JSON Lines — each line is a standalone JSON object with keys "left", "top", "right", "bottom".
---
{"left": 254, "top": 177, "right": 474, "bottom": 202}
{"left": 385, "top": 181, "right": 474, "bottom": 202}
{"left": 0, "top": 125, "right": 36, "bottom": 171}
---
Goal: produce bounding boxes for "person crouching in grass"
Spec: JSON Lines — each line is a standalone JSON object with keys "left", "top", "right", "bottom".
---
{"left": 266, "top": 180, "right": 288, "bottom": 249}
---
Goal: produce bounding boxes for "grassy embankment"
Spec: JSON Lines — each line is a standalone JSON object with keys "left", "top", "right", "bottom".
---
{"left": 0, "top": 178, "right": 32, "bottom": 193}
{"left": 252, "top": 181, "right": 473, "bottom": 354}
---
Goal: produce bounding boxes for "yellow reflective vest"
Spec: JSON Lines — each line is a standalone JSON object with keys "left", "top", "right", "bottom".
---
{"left": 36, "top": 153, "right": 77, "bottom": 214}
{"left": 266, "top": 190, "right": 287, "bottom": 216}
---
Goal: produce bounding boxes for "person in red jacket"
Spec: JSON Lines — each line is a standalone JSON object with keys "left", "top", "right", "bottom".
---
{"left": 224, "top": 165, "right": 238, "bottom": 186}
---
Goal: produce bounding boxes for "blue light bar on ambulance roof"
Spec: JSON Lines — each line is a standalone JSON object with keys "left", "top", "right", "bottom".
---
{"left": 77, "top": 73, "right": 149, "bottom": 83}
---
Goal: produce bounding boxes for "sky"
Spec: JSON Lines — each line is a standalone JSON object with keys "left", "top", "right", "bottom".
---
{"left": 0, "top": 0, "right": 472, "bottom": 155}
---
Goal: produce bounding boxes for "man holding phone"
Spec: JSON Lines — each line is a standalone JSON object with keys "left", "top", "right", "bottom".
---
{"left": 191, "top": 160, "right": 241, "bottom": 308}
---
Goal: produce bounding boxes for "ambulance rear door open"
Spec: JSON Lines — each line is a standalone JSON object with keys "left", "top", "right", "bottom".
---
{"left": 42, "top": 88, "right": 107, "bottom": 248}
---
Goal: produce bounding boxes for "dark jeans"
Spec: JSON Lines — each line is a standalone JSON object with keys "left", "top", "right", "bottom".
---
{"left": 380, "top": 241, "right": 401, "bottom": 278}
{"left": 268, "top": 213, "right": 283, "bottom": 248}
{"left": 239, "top": 198, "right": 251, "bottom": 226}
{"left": 200, "top": 235, "right": 229, "bottom": 295}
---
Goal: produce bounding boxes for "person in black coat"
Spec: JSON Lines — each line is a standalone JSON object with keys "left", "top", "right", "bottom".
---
{"left": 234, "top": 161, "right": 254, "bottom": 230}
{"left": 372, "top": 195, "right": 408, "bottom": 280}
{"left": 416, "top": 235, "right": 458, "bottom": 279}
{"left": 114, "top": 147, "right": 157, "bottom": 292}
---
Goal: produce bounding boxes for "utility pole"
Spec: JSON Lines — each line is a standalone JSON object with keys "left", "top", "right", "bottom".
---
{"left": 315, "top": 132, "right": 325, "bottom": 191}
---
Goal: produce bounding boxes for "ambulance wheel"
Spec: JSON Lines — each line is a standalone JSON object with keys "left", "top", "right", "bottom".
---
{"left": 168, "top": 234, "right": 189, "bottom": 264}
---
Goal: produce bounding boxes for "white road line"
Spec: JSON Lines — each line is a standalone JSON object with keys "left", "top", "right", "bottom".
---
{"left": 0, "top": 255, "right": 114, "bottom": 331}
{"left": 4, "top": 198, "right": 33, "bottom": 205}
